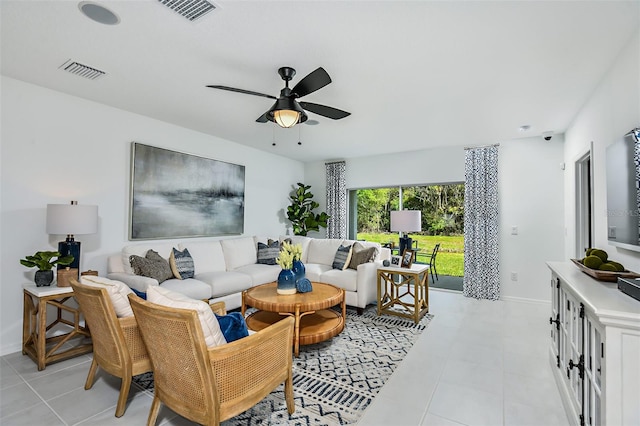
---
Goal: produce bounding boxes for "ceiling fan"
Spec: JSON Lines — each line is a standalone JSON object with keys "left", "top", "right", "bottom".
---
{"left": 207, "top": 67, "right": 350, "bottom": 128}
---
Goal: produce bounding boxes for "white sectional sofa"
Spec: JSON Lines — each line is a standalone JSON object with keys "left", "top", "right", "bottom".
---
{"left": 107, "top": 235, "right": 390, "bottom": 313}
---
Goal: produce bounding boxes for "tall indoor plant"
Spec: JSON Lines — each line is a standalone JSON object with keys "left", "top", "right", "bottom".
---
{"left": 286, "top": 182, "right": 330, "bottom": 236}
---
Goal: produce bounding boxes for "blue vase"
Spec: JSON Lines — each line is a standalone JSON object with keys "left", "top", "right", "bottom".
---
{"left": 277, "top": 269, "right": 297, "bottom": 295}
{"left": 292, "top": 260, "right": 306, "bottom": 283}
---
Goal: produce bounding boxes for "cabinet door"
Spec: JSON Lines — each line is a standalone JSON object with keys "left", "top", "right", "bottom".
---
{"left": 550, "top": 276, "right": 561, "bottom": 366}
{"left": 583, "top": 314, "right": 603, "bottom": 426}
{"left": 560, "top": 287, "right": 583, "bottom": 418}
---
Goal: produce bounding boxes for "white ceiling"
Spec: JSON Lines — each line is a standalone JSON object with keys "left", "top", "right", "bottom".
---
{"left": 2, "top": 1, "right": 638, "bottom": 163}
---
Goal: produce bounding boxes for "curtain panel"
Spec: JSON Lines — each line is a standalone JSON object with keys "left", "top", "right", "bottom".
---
{"left": 326, "top": 161, "right": 347, "bottom": 239}
{"left": 463, "top": 145, "right": 500, "bottom": 300}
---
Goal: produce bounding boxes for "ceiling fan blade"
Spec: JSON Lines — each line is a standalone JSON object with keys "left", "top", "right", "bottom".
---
{"left": 291, "top": 67, "right": 332, "bottom": 98}
{"left": 206, "top": 85, "right": 276, "bottom": 100}
{"left": 256, "top": 111, "right": 270, "bottom": 123}
{"left": 299, "top": 102, "right": 350, "bottom": 120}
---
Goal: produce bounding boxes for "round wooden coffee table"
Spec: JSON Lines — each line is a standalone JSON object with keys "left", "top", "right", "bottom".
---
{"left": 241, "top": 282, "right": 345, "bottom": 356}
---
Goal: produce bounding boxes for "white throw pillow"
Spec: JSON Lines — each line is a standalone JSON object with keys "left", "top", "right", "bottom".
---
{"left": 146, "top": 286, "right": 227, "bottom": 348}
{"left": 80, "top": 276, "right": 134, "bottom": 318}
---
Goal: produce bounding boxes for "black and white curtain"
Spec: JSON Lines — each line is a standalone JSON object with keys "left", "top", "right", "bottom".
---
{"left": 326, "top": 161, "right": 346, "bottom": 239}
{"left": 463, "top": 145, "right": 500, "bottom": 300}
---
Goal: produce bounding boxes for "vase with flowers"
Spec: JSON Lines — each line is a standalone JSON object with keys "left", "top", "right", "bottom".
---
{"left": 275, "top": 249, "right": 297, "bottom": 295}
{"left": 283, "top": 241, "right": 305, "bottom": 283}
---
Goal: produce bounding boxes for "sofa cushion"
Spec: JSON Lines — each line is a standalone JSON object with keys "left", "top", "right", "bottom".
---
{"left": 160, "top": 278, "right": 212, "bottom": 300}
{"left": 348, "top": 242, "right": 379, "bottom": 270}
{"left": 256, "top": 240, "right": 280, "bottom": 265}
{"left": 180, "top": 241, "right": 226, "bottom": 274}
{"left": 80, "top": 276, "right": 134, "bottom": 318}
{"left": 221, "top": 237, "right": 257, "bottom": 270}
{"left": 332, "top": 244, "right": 353, "bottom": 270}
{"left": 169, "top": 247, "right": 195, "bottom": 279}
{"left": 303, "top": 263, "right": 332, "bottom": 282}
{"left": 234, "top": 263, "right": 280, "bottom": 286}
{"left": 146, "top": 286, "right": 227, "bottom": 348}
{"left": 195, "top": 271, "right": 253, "bottom": 297}
{"left": 320, "top": 268, "right": 358, "bottom": 292}
{"left": 307, "top": 239, "right": 343, "bottom": 266}
{"left": 130, "top": 250, "right": 174, "bottom": 284}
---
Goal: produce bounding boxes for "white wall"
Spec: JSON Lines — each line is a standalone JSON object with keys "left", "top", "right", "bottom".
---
{"left": 305, "top": 140, "right": 565, "bottom": 303}
{"left": 0, "top": 76, "right": 304, "bottom": 355}
{"left": 564, "top": 30, "right": 640, "bottom": 272}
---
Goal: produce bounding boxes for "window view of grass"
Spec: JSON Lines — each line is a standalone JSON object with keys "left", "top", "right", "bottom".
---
{"left": 358, "top": 233, "right": 464, "bottom": 276}
{"left": 353, "top": 184, "right": 465, "bottom": 277}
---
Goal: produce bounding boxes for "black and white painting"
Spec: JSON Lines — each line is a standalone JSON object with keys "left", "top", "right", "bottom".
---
{"left": 129, "top": 143, "right": 245, "bottom": 240}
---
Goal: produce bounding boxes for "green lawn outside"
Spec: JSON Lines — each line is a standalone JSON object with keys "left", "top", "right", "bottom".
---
{"left": 357, "top": 233, "right": 465, "bottom": 277}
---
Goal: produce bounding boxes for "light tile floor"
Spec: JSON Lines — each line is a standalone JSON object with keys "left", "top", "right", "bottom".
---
{"left": 0, "top": 289, "right": 570, "bottom": 425}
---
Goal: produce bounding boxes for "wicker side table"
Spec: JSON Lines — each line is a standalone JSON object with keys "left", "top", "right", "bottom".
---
{"left": 22, "top": 284, "right": 92, "bottom": 370}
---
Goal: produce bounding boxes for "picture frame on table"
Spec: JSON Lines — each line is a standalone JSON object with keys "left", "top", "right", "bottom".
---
{"left": 391, "top": 255, "right": 402, "bottom": 266}
{"left": 401, "top": 249, "right": 415, "bottom": 268}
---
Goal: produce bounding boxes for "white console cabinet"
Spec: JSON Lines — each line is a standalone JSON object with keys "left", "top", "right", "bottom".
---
{"left": 547, "top": 262, "right": 640, "bottom": 426}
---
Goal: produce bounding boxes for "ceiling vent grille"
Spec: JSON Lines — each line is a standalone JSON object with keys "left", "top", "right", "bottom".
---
{"left": 59, "top": 60, "right": 106, "bottom": 80}
{"left": 157, "top": 0, "right": 216, "bottom": 22}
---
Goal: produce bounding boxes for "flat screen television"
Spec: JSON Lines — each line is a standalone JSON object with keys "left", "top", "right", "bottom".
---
{"left": 606, "top": 127, "right": 640, "bottom": 252}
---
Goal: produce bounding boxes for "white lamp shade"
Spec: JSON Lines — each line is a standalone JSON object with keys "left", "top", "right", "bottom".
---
{"left": 390, "top": 210, "right": 422, "bottom": 232}
{"left": 46, "top": 204, "right": 98, "bottom": 235}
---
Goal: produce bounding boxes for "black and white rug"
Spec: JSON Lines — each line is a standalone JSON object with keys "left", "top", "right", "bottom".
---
{"left": 133, "top": 305, "right": 432, "bottom": 425}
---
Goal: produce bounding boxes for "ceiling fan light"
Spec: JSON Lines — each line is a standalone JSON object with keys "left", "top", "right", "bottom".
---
{"left": 274, "top": 109, "right": 300, "bottom": 128}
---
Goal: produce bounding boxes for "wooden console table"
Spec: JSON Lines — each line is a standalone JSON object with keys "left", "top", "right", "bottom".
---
{"left": 377, "top": 264, "right": 429, "bottom": 324}
{"left": 22, "top": 284, "right": 92, "bottom": 370}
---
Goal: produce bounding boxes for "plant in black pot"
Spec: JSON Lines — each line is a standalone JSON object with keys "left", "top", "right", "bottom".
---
{"left": 20, "top": 251, "right": 74, "bottom": 287}
{"left": 286, "top": 183, "right": 330, "bottom": 236}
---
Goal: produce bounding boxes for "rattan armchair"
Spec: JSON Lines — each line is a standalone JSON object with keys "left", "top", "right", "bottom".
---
{"left": 128, "top": 294, "right": 295, "bottom": 426}
{"left": 70, "top": 278, "right": 152, "bottom": 417}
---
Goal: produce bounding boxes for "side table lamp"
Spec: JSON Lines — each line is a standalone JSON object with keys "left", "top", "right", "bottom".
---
{"left": 390, "top": 210, "right": 421, "bottom": 257}
{"left": 46, "top": 201, "right": 98, "bottom": 279}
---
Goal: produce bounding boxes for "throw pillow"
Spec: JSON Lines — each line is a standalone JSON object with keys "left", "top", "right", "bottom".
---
{"left": 332, "top": 244, "right": 353, "bottom": 270}
{"left": 129, "top": 249, "right": 174, "bottom": 284}
{"left": 169, "top": 247, "right": 195, "bottom": 279}
{"left": 214, "top": 312, "right": 249, "bottom": 342}
{"left": 348, "top": 242, "right": 379, "bottom": 270}
{"left": 146, "top": 286, "right": 227, "bottom": 348}
{"left": 80, "top": 276, "right": 134, "bottom": 318}
{"left": 257, "top": 240, "right": 280, "bottom": 265}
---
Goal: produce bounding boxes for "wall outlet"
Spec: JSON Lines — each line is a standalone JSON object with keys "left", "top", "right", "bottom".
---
{"left": 511, "top": 272, "right": 518, "bottom": 281}
{"left": 511, "top": 226, "right": 518, "bottom": 235}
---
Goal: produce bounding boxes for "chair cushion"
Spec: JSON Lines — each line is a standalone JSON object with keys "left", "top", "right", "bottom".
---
{"left": 146, "top": 286, "right": 227, "bottom": 348}
{"left": 169, "top": 247, "right": 195, "bottom": 279}
{"left": 80, "top": 276, "right": 134, "bottom": 318}
{"left": 214, "top": 312, "right": 249, "bottom": 343}
{"left": 130, "top": 250, "right": 174, "bottom": 283}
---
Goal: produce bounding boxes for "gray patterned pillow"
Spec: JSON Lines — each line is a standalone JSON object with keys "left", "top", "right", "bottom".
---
{"left": 348, "top": 242, "right": 378, "bottom": 270}
{"left": 130, "top": 249, "right": 174, "bottom": 283}
{"left": 257, "top": 240, "right": 280, "bottom": 265}
{"left": 169, "top": 247, "right": 195, "bottom": 279}
{"left": 332, "top": 244, "right": 353, "bottom": 270}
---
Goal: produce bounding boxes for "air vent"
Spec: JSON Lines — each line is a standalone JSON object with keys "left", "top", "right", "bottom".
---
{"left": 59, "top": 60, "right": 106, "bottom": 80}
{"left": 157, "top": 0, "right": 216, "bottom": 22}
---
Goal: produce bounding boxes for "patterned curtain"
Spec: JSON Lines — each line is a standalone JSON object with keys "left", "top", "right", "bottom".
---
{"left": 326, "top": 161, "right": 347, "bottom": 239}
{"left": 463, "top": 145, "right": 500, "bottom": 300}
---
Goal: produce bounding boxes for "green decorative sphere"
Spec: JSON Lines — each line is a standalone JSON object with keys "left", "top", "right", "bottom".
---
{"left": 607, "top": 261, "right": 625, "bottom": 272}
{"left": 585, "top": 248, "right": 594, "bottom": 256}
{"left": 598, "top": 263, "right": 617, "bottom": 272}
{"left": 583, "top": 255, "right": 603, "bottom": 269}
{"left": 590, "top": 249, "right": 608, "bottom": 262}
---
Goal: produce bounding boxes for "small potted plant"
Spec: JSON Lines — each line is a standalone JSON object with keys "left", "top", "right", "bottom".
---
{"left": 20, "top": 251, "right": 74, "bottom": 287}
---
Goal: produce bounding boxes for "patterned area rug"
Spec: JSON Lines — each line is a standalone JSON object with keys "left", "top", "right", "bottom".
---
{"left": 132, "top": 305, "right": 432, "bottom": 425}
